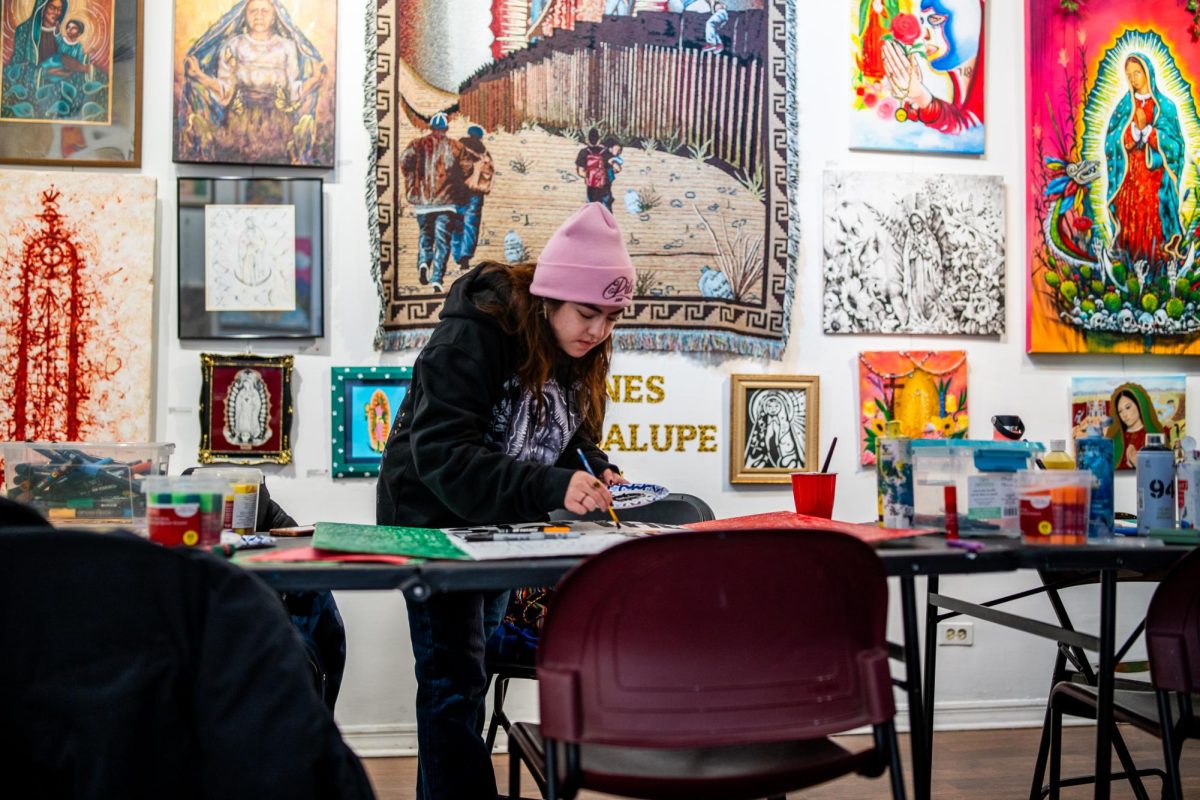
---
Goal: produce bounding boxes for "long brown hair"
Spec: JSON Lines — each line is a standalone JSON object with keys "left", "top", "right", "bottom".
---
{"left": 476, "top": 262, "right": 611, "bottom": 440}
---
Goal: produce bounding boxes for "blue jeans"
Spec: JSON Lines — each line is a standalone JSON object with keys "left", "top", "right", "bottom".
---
{"left": 452, "top": 194, "right": 485, "bottom": 266}
{"left": 416, "top": 211, "right": 454, "bottom": 285}
{"left": 406, "top": 590, "right": 510, "bottom": 800}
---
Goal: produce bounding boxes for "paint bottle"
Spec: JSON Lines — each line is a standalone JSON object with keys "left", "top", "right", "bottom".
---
{"left": 1136, "top": 433, "right": 1176, "bottom": 534}
{"left": 1043, "top": 439, "right": 1076, "bottom": 470}
{"left": 1074, "top": 424, "right": 1114, "bottom": 539}
{"left": 1176, "top": 438, "right": 1200, "bottom": 530}
{"left": 877, "top": 420, "right": 914, "bottom": 529}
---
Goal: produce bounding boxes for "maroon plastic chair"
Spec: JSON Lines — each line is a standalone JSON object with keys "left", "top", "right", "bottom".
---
{"left": 506, "top": 529, "right": 906, "bottom": 800}
{"left": 1044, "top": 547, "right": 1200, "bottom": 799}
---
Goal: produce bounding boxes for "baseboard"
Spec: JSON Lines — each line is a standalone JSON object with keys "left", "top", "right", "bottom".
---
{"left": 342, "top": 723, "right": 512, "bottom": 758}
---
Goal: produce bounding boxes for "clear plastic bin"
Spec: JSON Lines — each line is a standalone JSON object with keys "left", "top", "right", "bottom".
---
{"left": 1016, "top": 471, "right": 1092, "bottom": 544}
{"left": 1, "top": 442, "right": 175, "bottom": 530}
{"left": 912, "top": 440, "right": 1045, "bottom": 536}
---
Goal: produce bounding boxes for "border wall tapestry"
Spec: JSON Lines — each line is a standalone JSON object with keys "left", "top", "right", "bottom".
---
{"left": 1070, "top": 375, "right": 1186, "bottom": 470}
{"left": 0, "top": 170, "right": 156, "bottom": 442}
{"left": 368, "top": 0, "right": 799, "bottom": 358}
{"left": 858, "top": 350, "right": 967, "bottom": 466}
{"left": 1027, "top": 0, "right": 1200, "bottom": 354}
{"left": 850, "top": 0, "right": 985, "bottom": 154}
{"left": 822, "top": 170, "right": 1005, "bottom": 335}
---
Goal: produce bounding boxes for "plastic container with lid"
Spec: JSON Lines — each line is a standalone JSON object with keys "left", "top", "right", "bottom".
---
{"left": 142, "top": 475, "right": 227, "bottom": 548}
{"left": 189, "top": 466, "right": 262, "bottom": 535}
{"left": 1016, "top": 470, "right": 1093, "bottom": 545}
{"left": 912, "top": 439, "right": 1045, "bottom": 536}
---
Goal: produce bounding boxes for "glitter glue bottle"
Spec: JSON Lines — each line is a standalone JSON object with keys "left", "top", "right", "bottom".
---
{"left": 877, "top": 421, "right": 913, "bottom": 529}
{"left": 1074, "top": 423, "right": 1114, "bottom": 539}
{"left": 1137, "top": 433, "right": 1176, "bottom": 535}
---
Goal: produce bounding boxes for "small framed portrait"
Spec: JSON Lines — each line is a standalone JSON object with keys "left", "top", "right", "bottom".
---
{"left": 177, "top": 177, "right": 324, "bottom": 339}
{"left": 330, "top": 365, "right": 412, "bottom": 479}
{"left": 0, "top": 0, "right": 144, "bottom": 167}
{"left": 729, "top": 374, "right": 820, "bottom": 485}
{"left": 199, "top": 353, "right": 294, "bottom": 464}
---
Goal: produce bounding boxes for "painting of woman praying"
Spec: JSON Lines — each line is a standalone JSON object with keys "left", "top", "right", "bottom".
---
{"left": 173, "top": 0, "right": 337, "bottom": 167}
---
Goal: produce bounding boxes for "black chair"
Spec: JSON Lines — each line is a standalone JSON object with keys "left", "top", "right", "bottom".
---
{"left": 0, "top": 527, "right": 374, "bottom": 800}
{"left": 484, "top": 493, "right": 715, "bottom": 752}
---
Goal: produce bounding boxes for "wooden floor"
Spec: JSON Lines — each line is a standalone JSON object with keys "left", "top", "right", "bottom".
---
{"left": 361, "top": 725, "right": 1200, "bottom": 799}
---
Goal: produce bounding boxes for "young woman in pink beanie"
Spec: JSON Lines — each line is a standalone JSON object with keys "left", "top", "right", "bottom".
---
{"left": 377, "top": 203, "right": 635, "bottom": 800}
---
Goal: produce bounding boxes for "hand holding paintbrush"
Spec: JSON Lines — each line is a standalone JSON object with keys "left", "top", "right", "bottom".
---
{"left": 576, "top": 448, "right": 621, "bottom": 527}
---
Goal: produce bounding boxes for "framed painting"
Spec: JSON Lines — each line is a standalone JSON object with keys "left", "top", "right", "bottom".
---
{"left": 859, "top": 351, "right": 967, "bottom": 466}
{"left": 173, "top": 0, "right": 337, "bottom": 167}
{"left": 199, "top": 353, "right": 294, "bottom": 464}
{"left": 1027, "top": 0, "right": 1200, "bottom": 354}
{"left": 850, "top": 0, "right": 985, "bottom": 154}
{"left": 330, "top": 365, "right": 412, "bottom": 479}
{"left": 1070, "top": 376, "right": 1187, "bottom": 471}
{"left": 177, "top": 177, "right": 324, "bottom": 339}
{"left": 729, "top": 374, "right": 820, "bottom": 485}
{"left": 0, "top": 0, "right": 143, "bottom": 166}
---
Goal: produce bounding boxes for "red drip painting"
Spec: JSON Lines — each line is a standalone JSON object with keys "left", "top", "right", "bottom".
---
{"left": 1, "top": 189, "right": 114, "bottom": 441}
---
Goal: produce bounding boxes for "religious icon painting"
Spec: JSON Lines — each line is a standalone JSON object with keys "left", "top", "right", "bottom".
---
{"left": 823, "top": 171, "right": 1005, "bottom": 335}
{"left": 729, "top": 374, "right": 820, "bottom": 485}
{"left": 0, "top": 0, "right": 144, "bottom": 166}
{"left": 199, "top": 353, "right": 294, "bottom": 464}
{"left": 330, "top": 365, "right": 412, "bottom": 479}
{"left": 172, "top": 0, "right": 337, "bottom": 167}
{"left": 850, "top": 0, "right": 985, "bottom": 154}
{"left": 1028, "top": 0, "right": 1200, "bottom": 354}
{"left": 0, "top": 170, "right": 156, "bottom": 442}
{"left": 1070, "top": 376, "right": 1186, "bottom": 471}
{"left": 858, "top": 351, "right": 968, "bottom": 467}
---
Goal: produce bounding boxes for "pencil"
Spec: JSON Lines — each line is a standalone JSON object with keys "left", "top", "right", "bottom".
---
{"left": 576, "top": 448, "right": 621, "bottom": 527}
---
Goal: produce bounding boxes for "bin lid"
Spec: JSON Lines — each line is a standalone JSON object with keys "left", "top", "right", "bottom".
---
{"left": 911, "top": 439, "right": 1045, "bottom": 472}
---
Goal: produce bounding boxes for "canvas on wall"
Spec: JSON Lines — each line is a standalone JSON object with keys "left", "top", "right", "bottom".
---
{"left": 204, "top": 205, "right": 297, "bottom": 311}
{"left": 330, "top": 366, "right": 412, "bottom": 479}
{"left": 0, "top": 169, "right": 156, "bottom": 441}
{"left": 823, "top": 170, "right": 1005, "bottom": 335}
{"left": 1027, "top": 0, "right": 1200, "bottom": 354}
{"left": 173, "top": 0, "right": 337, "bottom": 167}
{"left": 1070, "top": 376, "right": 1186, "bottom": 470}
{"left": 369, "top": 0, "right": 798, "bottom": 358}
{"left": 850, "top": 0, "right": 985, "bottom": 154}
{"left": 859, "top": 350, "right": 967, "bottom": 466}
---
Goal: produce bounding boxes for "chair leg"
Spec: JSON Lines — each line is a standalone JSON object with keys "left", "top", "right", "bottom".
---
{"left": 884, "top": 720, "right": 908, "bottom": 800}
{"left": 1029, "top": 650, "right": 1069, "bottom": 800}
{"left": 545, "top": 741, "right": 559, "bottom": 800}
{"left": 1157, "top": 690, "right": 1184, "bottom": 800}
{"left": 508, "top": 735, "right": 521, "bottom": 800}
{"left": 1048, "top": 702, "right": 1063, "bottom": 800}
{"left": 486, "top": 676, "right": 510, "bottom": 752}
{"left": 1110, "top": 726, "right": 1151, "bottom": 800}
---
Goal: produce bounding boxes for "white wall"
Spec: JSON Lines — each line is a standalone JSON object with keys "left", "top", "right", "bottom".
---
{"left": 125, "top": 0, "right": 1197, "bottom": 752}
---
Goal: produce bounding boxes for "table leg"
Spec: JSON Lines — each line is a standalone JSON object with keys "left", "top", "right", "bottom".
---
{"left": 923, "top": 575, "right": 940, "bottom": 764}
{"left": 1094, "top": 570, "right": 1116, "bottom": 800}
{"left": 900, "top": 575, "right": 929, "bottom": 800}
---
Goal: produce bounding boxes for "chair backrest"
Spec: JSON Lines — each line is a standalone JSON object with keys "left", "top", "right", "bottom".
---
{"left": 550, "top": 492, "right": 716, "bottom": 524}
{"left": 1146, "top": 547, "right": 1200, "bottom": 695}
{"left": 536, "top": 530, "right": 894, "bottom": 749}
{"left": 0, "top": 528, "right": 373, "bottom": 799}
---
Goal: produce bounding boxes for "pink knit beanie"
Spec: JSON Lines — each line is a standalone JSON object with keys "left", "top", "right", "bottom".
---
{"left": 531, "top": 204, "right": 636, "bottom": 307}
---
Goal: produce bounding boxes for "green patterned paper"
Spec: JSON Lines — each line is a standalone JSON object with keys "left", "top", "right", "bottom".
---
{"left": 313, "top": 522, "right": 471, "bottom": 560}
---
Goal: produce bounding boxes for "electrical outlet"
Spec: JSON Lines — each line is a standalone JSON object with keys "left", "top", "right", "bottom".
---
{"left": 936, "top": 621, "right": 974, "bottom": 646}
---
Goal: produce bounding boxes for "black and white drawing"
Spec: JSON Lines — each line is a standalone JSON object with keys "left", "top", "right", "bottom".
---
{"left": 204, "top": 205, "right": 297, "bottom": 312}
{"left": 223, "top": 368, "right": 272, "bottom": 447}
{"left": 729, "top": 374, "right": 819, "bottom": 485}
{"left": 822, "top": 171, "right": 1005, "bottom": 335}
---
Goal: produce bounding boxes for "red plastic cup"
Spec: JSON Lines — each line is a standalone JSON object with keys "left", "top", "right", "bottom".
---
{"left": 791, "top": 472, "right": 837, "bottom": 518}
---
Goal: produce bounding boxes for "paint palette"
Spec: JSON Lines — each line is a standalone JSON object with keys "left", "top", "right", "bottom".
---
{"left": 609, "top": 483, "right": 669, "bottom": 510}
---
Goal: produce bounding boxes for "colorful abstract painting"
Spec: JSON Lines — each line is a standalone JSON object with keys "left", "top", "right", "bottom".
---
{"left": 0, "top": 170, "right": 156, "bottom": 442}
{"left": 850, "top": 0, "right": 985, "bottom": 154}
{"left": 823, "top": 170, "right": 1005, "bottom": 334}
{"left": 1070, "top": 375, "right": 1186, "bottom": 470}
{"left": 368, "top": 0, "right": 799, "bottom": 357}
{"left": 173, "top": 0, "right": 337, "bottom": 167}
{"left": 858, "top": 350, "right": 968, "bottom": 466}
{"left": 1027, "top": 1, "right": 1200, "bottom": 354}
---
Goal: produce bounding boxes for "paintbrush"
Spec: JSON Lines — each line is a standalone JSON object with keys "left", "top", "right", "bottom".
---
{"left": 576, "top": 448, "right": 621, "bottom": 527}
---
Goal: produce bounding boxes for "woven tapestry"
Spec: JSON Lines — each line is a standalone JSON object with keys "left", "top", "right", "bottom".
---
{"left": 367, "top": 0, "right": 798, "bottom": 358}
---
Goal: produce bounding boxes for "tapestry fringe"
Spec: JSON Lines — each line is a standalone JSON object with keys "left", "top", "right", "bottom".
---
{"left": 780, "top": 0, "right": 800, "bottom": 358}
{"left": 364, "top": 0, "right": 388, "bottom": 351}
{"left": 612, "top": 329, "right": 783, "bottom": 361}
{"left": 377, "top": 328, "right": 435, "bottom": 352}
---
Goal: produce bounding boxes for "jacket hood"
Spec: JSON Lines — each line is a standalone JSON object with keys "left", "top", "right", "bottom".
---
{"left": 438, "top": 264, "right": 511, "bottom": 326}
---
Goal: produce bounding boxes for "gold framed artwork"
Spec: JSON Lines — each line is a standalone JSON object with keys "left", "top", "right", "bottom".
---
{"left": 199, "top": 353, "right": 294, "bottom": 464}
{"left": 0, "top": 0, "right": 144, "bottom": 166}
{"left": 729, "top": 374, "right": 820, "bottom": 485}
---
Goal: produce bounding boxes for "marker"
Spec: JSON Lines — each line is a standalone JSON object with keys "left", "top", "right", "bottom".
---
{"left": 947, "top": 538, "right": 985, "bottom": 553}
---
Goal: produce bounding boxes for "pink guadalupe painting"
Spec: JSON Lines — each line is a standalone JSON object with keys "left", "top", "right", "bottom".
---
{"left": 0, "top": 171, "right": 156, "bottom": 442}
{"left": 859, "top": 350, "right": 968, "bottom": 466}
{"left": 1027, "top": 0, "right": 1200, "bottom": 354}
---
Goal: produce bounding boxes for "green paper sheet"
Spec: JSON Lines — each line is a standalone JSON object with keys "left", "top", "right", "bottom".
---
{"left": 312, "top": 522, "right": 471, "bottom": 560}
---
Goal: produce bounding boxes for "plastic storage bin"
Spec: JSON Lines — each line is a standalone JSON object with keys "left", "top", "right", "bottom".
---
{"left": 1, "top": 442, "right": 175, "bottom": 530}
{"left": 912, "top": 439, "right": 1045, "bottom": 536}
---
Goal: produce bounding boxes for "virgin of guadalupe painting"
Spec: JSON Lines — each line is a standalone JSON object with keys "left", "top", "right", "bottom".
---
{"left": 850, "top": 0, "right": 985, "bottom": 154}
{"left": 173, "top": 0, "right": 337, "bottom": 167}
{"left": 1027, "top": 1, "right": 1200, "bottom": 354}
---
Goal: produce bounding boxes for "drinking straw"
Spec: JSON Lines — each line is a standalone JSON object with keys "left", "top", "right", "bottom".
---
{"left": 820, "top": 437, "right": 838, "bottom": 474}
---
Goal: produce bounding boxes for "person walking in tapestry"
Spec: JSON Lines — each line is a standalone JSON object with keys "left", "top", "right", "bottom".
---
{"left": 451, "top": 125, "right": 494, "bottom": 273}
{"left": 575, "top": 128, "right": 614, "bottom": 210}
{"left": 703, "top": 1, "right": 729, "bottom": 54}
{"left": 400, "top": 112, "right": 466, "bottom": 292}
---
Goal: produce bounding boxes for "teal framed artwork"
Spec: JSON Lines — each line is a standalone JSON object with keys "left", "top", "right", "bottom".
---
{"left": 330, "top": 365, "right": 411, "bottom": 479}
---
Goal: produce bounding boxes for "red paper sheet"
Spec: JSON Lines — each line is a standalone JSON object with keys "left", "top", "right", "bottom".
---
{"left": 686, "top": 511, "right": 936, "bottom": 544}
{"left": 242, "top": 546, "right": 412, "bottom": 565}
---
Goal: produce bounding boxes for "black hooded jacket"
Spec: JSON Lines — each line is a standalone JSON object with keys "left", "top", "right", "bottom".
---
{"left": 376, "top": 265, "right": 616, "bottom": 528}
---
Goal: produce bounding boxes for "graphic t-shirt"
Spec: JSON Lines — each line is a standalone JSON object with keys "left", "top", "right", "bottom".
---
{"left": 485, "top": 376, "right": 579, "bottom": 466}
